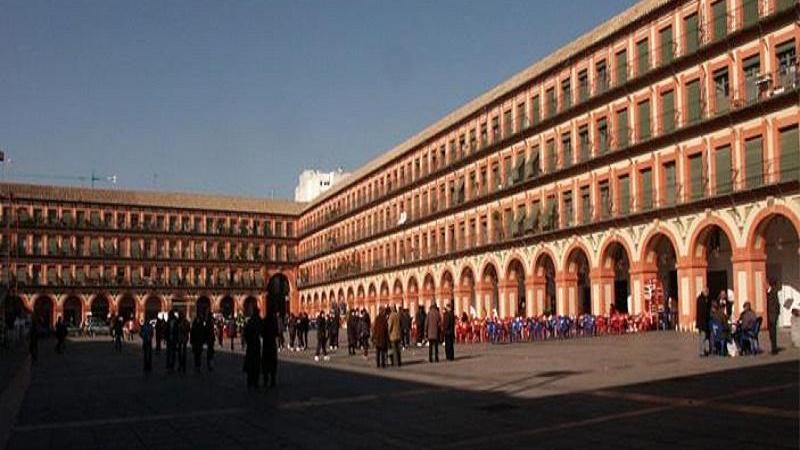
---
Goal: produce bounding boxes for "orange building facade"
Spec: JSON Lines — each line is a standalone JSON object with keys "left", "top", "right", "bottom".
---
{"left": 296, "top": 0, "right": 800, "bottom": 330}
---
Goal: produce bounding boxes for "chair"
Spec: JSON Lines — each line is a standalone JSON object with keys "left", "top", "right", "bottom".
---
{"left": 740, "top": 317, "right": 762, "bottom": 355}
{"left": 708, "top": 320, "right": 727, "bottom": 356}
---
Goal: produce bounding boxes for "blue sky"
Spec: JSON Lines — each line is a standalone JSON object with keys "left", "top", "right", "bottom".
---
{"left": 0, "top": 0, "right": 635, "bottom": 200}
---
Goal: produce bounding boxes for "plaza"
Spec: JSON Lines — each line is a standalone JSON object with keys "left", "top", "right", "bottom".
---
{"left": 1, "top": 332, "right": 798, "bottom": 450}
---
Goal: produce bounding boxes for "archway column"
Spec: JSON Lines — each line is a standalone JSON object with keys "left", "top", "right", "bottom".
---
{"left": 558, "top": 272, "right": 579, "bottom": 316}
{"left": 475, "top": 282, "right": 491, "bottom": 318}
{"left": 628, "top": 262, "right": 657, "bottom": 317}
{"left": 530, "top": 276, "right": 547, "bottom": 316}
{"left": 498, "top": 280, "right": 516, "bottom": 318}
{"left": 589, "top": 267, "right": 611, "bottom": 315}
{"left": 554, "top": 271, "right": 571, "bottom": 316}
{"left": 453, "top": 285, "right": 470, "bottom": 317}
{"left": 524, "top": 278, "right": 538, "bottom": 317}
{"left": 731, "top": 248, "right": 767, "bottom": 323}
{"left": 677, "top": 256, "right": 708, "bottom": 331}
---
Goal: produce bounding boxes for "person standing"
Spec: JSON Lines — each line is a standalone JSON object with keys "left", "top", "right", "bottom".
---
{"left": 359, "top": 308, "right": 371, "bottom": 358}
{"left": 243, "top": 308, "right": 262, "bottom": 388}
{"left": 204, "top": 311, "right": 215, "bottom": 371}
{"left": 315, "top": 311, "right": 329, "bottom": 361}
{"left": 113, "top": 316, "right": 124, "bottom": 352}
{"left": 400, "top": 308, "right": 411, "bottom": 349}
{"left": 443, "top": 304, "right": 456, "bottom": 361}
{"left": 140, "top": 319, "right": 154, "bottom": 372}
{"left": 330, "top": 310, "right": 340, "bottom": 351}
{"left": 190, "top": 314, "right": 205, "bottom": 370}
{"left": 287, "top": 313, "right": 297, "bottom": 351}
{"left": 695, "top": 287, "right": 710, "bottom": 357}
{"left": 177, "top": 312, "right": 190, "bottom": 373}
{"left": 388, "top": 306, "right": 402, "bottom": 367}
{"left": 426, "top": 304, "right": 441, "bottom": 363}
{"left": 261, "top": 311, "right": 279, "bottom": 388}
{"left": 372, "top": 307, "right": 389, "bottom": 368}
{"left": 166, "top": 311, "right": 178, "bottom": 372}
{"left": 155, "top": 315, "right": 165, "bottom": 354}
{"left": 415, "top": 305, "right": 427, "bottom": 347}
{"left": 767, "top": 279, "right": 781, "bottom": 355}
{"left": 54, "top": 316, "right": 67, "bottom": 354}
{"left": 346, "top": 310, "right": 358, "bottom": 355}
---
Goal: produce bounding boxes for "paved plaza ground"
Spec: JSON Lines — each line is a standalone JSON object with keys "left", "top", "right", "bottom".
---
{"left": 1, "top": 331, "right": 798, "bottom": 450}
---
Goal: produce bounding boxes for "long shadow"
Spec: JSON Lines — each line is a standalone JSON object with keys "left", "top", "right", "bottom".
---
{"left": 6, "top": 339, "right": 798, "bottom": 450}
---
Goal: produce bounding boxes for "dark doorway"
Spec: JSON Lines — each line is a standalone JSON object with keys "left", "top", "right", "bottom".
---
{"left": 707, "top": 270, "right": 728, "bottom": 303}
{"left": 614, "top": 280, "right": 629, "bottom": 313}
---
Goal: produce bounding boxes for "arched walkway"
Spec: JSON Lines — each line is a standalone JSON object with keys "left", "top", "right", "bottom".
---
{"left": 220, "top": 296, "right": 235, "bottom": 319}
{"left": 480, "top": 263, "right": 500, "bottom": 317}
{"left": 243, "top": 296, "right": 258, "bottom": 317}
{"left": 62, "top": 296, "right": 83, "bottom": 327}
{"left": 601, "top": 241, "right": 631, "bottom": 315}
{"left": 439, "top": 271, "right": 454, "bottom": 309}
{"left": 564, "top": 248, "right": 591, "bottom": 316}
{"left": 533, "top": 253, "right": 557, "bottom": 315}
{"left": 33, "top": 295, "right": 55, "bottom": 329}
{"left": 144, "top": 296, "right": 163, "bottom": 321}
{"left": 90, "top": 295, "right": 111, "bottom": 323}
{"left": 118, "top": 295, "right": 136, "bottom": 322}
{"left": 267, "top": 273, "right": 291, "bottom": 316}
{"left": 196, "top": 296, "right": 211, "bottom": 318}
{"left": 458, "top": 267, "right": 476, "bottom": 317}
{"left": 640, "top": 231, "right": 679, "bottom": 325}
{"left": 505, "top": 259, "right": 526, "bottom": 318}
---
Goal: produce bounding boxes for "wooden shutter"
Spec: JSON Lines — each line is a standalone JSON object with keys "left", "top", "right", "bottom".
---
{"left": 660, "top": 26, "right": 673, "bottom": 64}
{"left": 715, "top": 145, "right": 732, "bottom": 194}
{"left": 687, "top": 80, "right": 701, "bottom": 124}
{"left": 619, "top": 176, "right": 631, "bottom": 215}
{"left": 690, "top": 154, "right": 705, "bottom": 200}
{"left": 664, "top": 163, "right": 676, "bottom": 205}
{"left": 637, "top": 39, "right": 649, "bottom": 74}
{"left": 638, "top": 100, "right": 650, "bottom": 140}
{"left": 780, "top": 125, "right": 799, "bottom": 182}
{"left": 616, "top": 108, "right": 629, "bottom": 148}
{"left": 745, "top": 137, "right": 763, "bottom": 188}
{"left": 640, "top": 169, "right": 653, "bottom": 210}
{"left": 712, "top": 0, "right": 727, "bottom": 41}
{"left": 685, "top": 14, "right": 699, "bottom": 53}
{"left": 616, "top": 49, "right": 628, "bottom": 85}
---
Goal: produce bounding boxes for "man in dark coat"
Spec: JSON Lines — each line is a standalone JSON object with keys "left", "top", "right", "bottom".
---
{"left": 695, "top": 287, "right": 710, "bottom": 356}
{"left": 372, "top": 307, "right": 389, "bottom": 368}
{"left": 415, "top": 305, "right": 426, "bottom": 346}
{"left": 177, "top": 312, "right": 190, "bottom": 373}
{"left": 140, "top": 319, "right": 154, "bottom": 372}
{"left": 767, "top": 279, "right": 781, "bottom": 355}
{"left": 287, "top": 313, "right": 297, "bottom": 351}
{"left": 190, "top": 314, "right": 205, "bottom": 370}
{"left": 426, "top": 304, "right": 441, "bottom": 363}
{"left": 54, "top": 316, "right": 67, "bottom": 354}
{"left": 400, "top": 308, "right": 411, "bottom": 349}
{"left": 113, "top": 316, "right": 124, "bottom": 352}
{"left": 155, "top": 315, "right": 165, "bottom": 353}
{"left": 330, "top": 310, "right": 340, "bottom": 351}
{"left": 315, "top": 311, "right": 328, "bottom": 361}
{"left": 166, "top": 311, "right": 178, "bottom": 372}
{"left": 359, "top": 309, "right": 371, "bottom": 357}
{"left": 204, "top": 311, "right": 215, "bottom": 371}
{"left": 347, "top": 310, "right": 358, "bottom": 355}
{"left": 443, "top": 304, "right": 456, "bottom": 361}
{"left": 262, "top": 311, "right": 279, "bottom": 387}
{"left": 299, "top": 313, "right": 310, "bottom": 350}
{"left": 243, "top": 308, "right": 262, "bottom": 388}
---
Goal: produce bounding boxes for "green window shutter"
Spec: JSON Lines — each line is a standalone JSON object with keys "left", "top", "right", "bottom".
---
{"left": 687, "top": 80, "right": 701, "bottom": 125}
{"left": 616, "top": 50, "right": 628, "bottom": 85}
{"left": 638, "top": 100, "right": 651, "bottom": 141}
{"left": 743, "top": 0, "right": 758, "bottom": 26}
{"left": 780, "top": 125, "right": 799, "bottom": 182}
{"left": 547, "top": 89, "right": 556, "bottom": 118}
{"left": 745, "top": 137, "right": 764, "bottom": 188}
{"left": 637, "top": 39, "right": 649, "bottom": 75}
{"left": 547, "top": 140, "right": 556, "bottom": 172}
{"left": 581, "top": 188, "right": 591, "bottom": 223}
{"left": 598, "top": 119, "right": 609, "bottom": 154}
{"left": 660, "top": 27, "right": 673, "bottom": 65}
{"left": 640, "top": 169, "right": 653, "bottom": 210}
{"left": 712, "top": 0, "right": 727, "bottom": 41}
{"left": 619, "top": 176, "right": 630, "bottom": 215}
{"left": 616, "top": 109, "right": 629, "bottom": 149}
{"left": 599, "top": 184, "right": 611, "bottom": 218}
{"left": 777, "top": 0, "right": 795, "bottom": 10}
{"left": 662, "top": 90, "right": 675, "bottom": 133}
{"left": 504, "top": 158, "right": 512, "bottom": 187}
{"left": 664, "top": 163, "right": 676, "bottom": 205}
{"left": 562, "top": 135, "right": 572, "bottom": 167}
{"left": 715, "top": 145, "right": 732, "bottom": 194}
{"left": 532, "top": 97, "right": 540, "bottom": 125}
{"left": 578, "top": 128, "right": 590, "bottom": 162}
{"left": 685, "top": 14, "right": 699, "bottom": 54}
{"left": 690, "top": 154, "right": 705, "bottom": 200}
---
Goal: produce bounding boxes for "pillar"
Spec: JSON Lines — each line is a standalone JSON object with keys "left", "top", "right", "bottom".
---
{"left": 676, "top": 256, "right": 707, "bottom": 331}
{"left": 732, "top": 249, "right": 767, "bottom": 324}
{"left": 524, "top": 278, "right": 538, "bottom": 317}
{"left": 559, "top": 271, "right": 579, "bottom": 316}
{"left": 628, "top": 262, "right": 657, "bottom": 317}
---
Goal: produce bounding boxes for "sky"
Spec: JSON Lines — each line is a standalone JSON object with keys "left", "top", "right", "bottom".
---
{"left": 0, "top": 0, "right": 636, "bottom": 200}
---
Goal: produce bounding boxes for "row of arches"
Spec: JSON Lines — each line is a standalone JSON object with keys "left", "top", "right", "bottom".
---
{"left": 300, "top": 209, "right": 800, "bottom": 329}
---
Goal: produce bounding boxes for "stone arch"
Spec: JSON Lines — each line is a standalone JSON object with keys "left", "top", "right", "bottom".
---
{"left": 689, "top": 220, "right": 736, "bottom": 305}
{"left": 458, "top": 265, "right": 477, "bottom": 317}
{"left": 220, "top": 295, "right": 235, "bottom": 319}
{"left": 600, "top": 238, "right": 633, "bottom": 315}
{"left": 505, "top": 257, "right": 527, "bottom": 317}
{"left": 90, "top": 294, "right": 111, "bottom": 322}
{"left": 144, "top": 295, "right": 164, "bottom": 321}
{"left": 33, "top": 294, "right": 56, "bottom": 328}
{"left": 379, "top": 280, "right": 390, "bottom": 305}
{"left": 117, "top": 294, "right": 137, "bottom": 322}
{"left": 746, "top": 206, "right": 800, "bottom": 253}
{"left": 481, "top": 261, "right": 500, "bottom": 317}
{"left": 439, "top": 270, "right": 455, "bottom": 308}
{"left": 267, "top": 272, "right": 291, "bottom": 316}
{"left": 533, "top": 250, "right": 557, "bottom": 315}
{"left": 62, "top": 295, "right": 83, "bottom": 327}
{"left": 564, "top": 245, "right": 592, "bottom": 316}
{"left": 689, "top": 218, "right": 738, "bottom": 260}
{"left": 196, "top": 295, "right": 212, "bottom": 318}
{"left": 640, "top": 228, "right": 680, "bottom": 321}
{"left": 477, "top": 254, "right": 502, "bottom": 283}
{"left": 640, "top": 226, "right": 681, "bottom": 265}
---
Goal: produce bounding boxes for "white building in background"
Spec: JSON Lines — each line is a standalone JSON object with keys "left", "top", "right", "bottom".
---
{"left": 294, "top": 168, "right": 350, "bottom": 202}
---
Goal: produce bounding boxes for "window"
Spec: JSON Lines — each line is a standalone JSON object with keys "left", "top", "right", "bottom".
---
{"left": 578, "top": 126, "right": 590, "bottom": 162}
{"left": 780, "top": 125, "right": 799, "bottom": 181}
{"left": 661, "top": 90, "right": 675, "bottom": 132}
{"left": 640, "top": 168, "right": 653, "bottom": 210}
{"left": 504, "top": 109, "right": 513, "bottom": 137}
{"left": 580, "top": 186, "right": 591, "bottom": 223}
{"left": 480, "top": 123, "right": 488, "bottom": 147}
{"left": 615, "top": 49, "right": 628, "bottom": 85}
{"left": 616, "top": 108, "right": 629, "bottom": 149}
{"left": 713, "top": 67, "right": 730, "bottom": 114}
{"left": 547, "top": 139, "right": 557, "bottom": 172}
{"left": 776, "top": 40, "right": 797, "bottom": 89}
{"left": 743, "top": 137, "right": 763, "bottom": 188}
{"left": 743, "top": 0, "right": 758, "bottom": 26}
{"left": 599, "top": 181, "right": 611, "bottom": 218}
{"left": 659, "top": 26, "right": 674, "bottom": 65}
{"left": 638, "top": 100, "right": 651, "bottom": 141}
{"left": 618, "top": 175, "right": 631, "bottom": 215}
{"left": 563, "top": 191, "right": 573, "bottom": 227}
{"left": 596, "top": 60, "right": 608, "bottom": 93}
{"left": 527, "top": 147, "right": 541, "bottom": 179}
{"left": 578, "top": 69, "right": 589, "bottom": 102}
{"left": 561, "top": 78, "right": 571, "bottom": 110}
{"left": 546, "top": 87, "right": 557, "bottom": 118}
{"left": 517, "top": 102, "right": 528, "bottom": 130}
{"left": 491, "top": 116, "right": 500, "bottom": 141}
{"left": 531, "top": 96, "right": 540, "bottom": 125}
{"left": 715, "top": 145, "right": 732, "bottom": 194}
{"left": 503, "top": 157, "right": 513, "bottom": 187}
{"left": 684, "top": 13, "right": 699, "bottom": 54}
{"left": 686, "top": 79, "right": 702, "bottom": 124}
{"left": 562, "top": 132, "right": 572, "bottom": 168}
{"left": 711, "top": 0, "right": 727, "bottom": 41}
{"left": 637, "top": 39, "right": 649, "bottom": 75}
{"left": 743, "top": 54, "right": 761, "bottom": 102}
{"left": 663, "top": 162, "right": 677, "bottom": 205}
{"left": 689, "top": 153, "right": 705, "bottom": 200}
{"left": 597, "top": 118, "right": 609, "bottom": 154}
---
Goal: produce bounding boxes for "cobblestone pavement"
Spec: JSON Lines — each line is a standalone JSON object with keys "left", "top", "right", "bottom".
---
{"left": 4, "top": 331, "right": 798, "bottom": 450}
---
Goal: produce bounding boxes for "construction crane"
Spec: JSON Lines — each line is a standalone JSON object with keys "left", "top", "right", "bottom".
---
{"left": 12, "top": 169, "right": 117, "bottom": 188}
